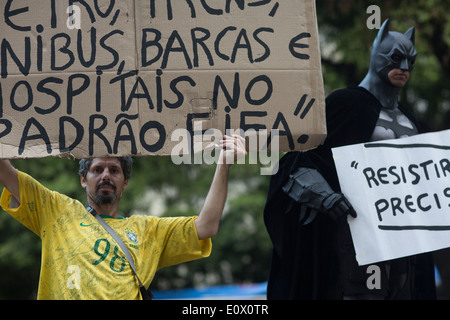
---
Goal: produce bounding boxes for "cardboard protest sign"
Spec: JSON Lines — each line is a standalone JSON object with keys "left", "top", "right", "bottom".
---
{"left": 332, "top": 130, "right": 450, "bottom": 266}
{"left": 0, "top": 0, "right": 326, "bottom": 159}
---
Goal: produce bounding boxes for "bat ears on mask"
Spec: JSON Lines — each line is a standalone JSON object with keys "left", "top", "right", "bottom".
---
{"left": 404, "top": 26, "right": 415, "bottom": 45}
{"left": 376, "top": 19, "right": 415, "bottom": 45}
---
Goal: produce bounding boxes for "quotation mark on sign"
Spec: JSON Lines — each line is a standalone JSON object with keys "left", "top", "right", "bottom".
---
{"left": 351, "top": 161, "right": 359, "bottom": 169}
{"left": 294, "top": 94, "right": 315, "bottom": 119}
{"left": 268, "top": 2, "right": 280, "bottom": 17}
{"left": 293, "top": 94, "right": 315, "bottom": 145}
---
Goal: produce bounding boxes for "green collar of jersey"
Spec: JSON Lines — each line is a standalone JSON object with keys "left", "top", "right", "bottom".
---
{"left": 99, "top": 214, "right": 124, "bottom": 219}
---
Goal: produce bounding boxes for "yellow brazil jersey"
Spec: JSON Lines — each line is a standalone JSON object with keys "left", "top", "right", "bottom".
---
{"left": 0, "top": 171, "right": 212, "bottom": 300}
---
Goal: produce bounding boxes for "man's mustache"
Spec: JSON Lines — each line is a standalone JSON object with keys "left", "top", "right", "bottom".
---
{"left": 96, "top": 181, "right": 116, "bottom": 192}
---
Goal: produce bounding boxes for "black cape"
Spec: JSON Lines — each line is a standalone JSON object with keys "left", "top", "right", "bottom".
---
{"left": 264, "top": 87, "right": 436, "bottom": 299}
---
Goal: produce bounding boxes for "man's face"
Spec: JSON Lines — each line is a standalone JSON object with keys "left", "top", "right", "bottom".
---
{"left": 388, "top": 68, "right": 410, "bottom": 88}
{"left": 80, "top": 158, "right": 129, "bottom": 206}
{"left": 372, "top": 30, "right": 417, "bottom": 86}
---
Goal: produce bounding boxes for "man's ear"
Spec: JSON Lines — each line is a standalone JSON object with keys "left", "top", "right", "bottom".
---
{"left": 123, "top": 178, "right": 129, "bottom": 190}
{"left": 80, "top": 175, "right": 87, "bottom": 188}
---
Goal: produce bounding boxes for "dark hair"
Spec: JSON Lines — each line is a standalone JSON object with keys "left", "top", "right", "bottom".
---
{"left": 78, "top": 157, "right": 133, "bottom": 180}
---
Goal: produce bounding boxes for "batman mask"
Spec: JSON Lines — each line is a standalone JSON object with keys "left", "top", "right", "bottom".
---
{"left": 359, "top": 19, "right": 417, "bottom": 109}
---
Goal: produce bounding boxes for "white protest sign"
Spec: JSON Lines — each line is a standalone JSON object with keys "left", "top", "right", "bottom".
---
{"left": 332, "top": 129, "right": 450, "bottom": 266}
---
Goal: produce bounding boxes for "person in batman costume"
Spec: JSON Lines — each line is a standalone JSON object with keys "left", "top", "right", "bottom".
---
{"left": 264, "top": 20, "right": 436, "bottom": 300}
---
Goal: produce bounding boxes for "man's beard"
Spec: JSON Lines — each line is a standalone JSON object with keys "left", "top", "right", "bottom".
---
{"left": 94, "top": 181, "right": 117, "bottom": 205}
{"left": 94, "top": 192, "right": 117, "bottom": 205}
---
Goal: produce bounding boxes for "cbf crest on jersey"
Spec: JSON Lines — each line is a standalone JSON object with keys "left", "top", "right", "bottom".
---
{"left": 125, "top": 228, "right": 139, "bottom": 244}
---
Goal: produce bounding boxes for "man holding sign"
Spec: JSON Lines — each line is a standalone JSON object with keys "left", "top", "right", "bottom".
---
{"left": 0, "top": 135, "right": 246, "bottom": 299}
{"left": 264, "top": 20, "right": 435, "bottom": 299}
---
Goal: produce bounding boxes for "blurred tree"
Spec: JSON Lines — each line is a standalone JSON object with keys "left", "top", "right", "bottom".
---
{"left": 316, "top": 0, "right": 450, "bottom": 131}
{"left": 0, "top": 213, "right": 40, "bottom": 299}
{"left": 150, "top": 159, "right": 273, "bottom": 291}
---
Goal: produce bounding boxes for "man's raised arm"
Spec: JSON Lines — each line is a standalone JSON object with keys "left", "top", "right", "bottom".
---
{"left": 0, "top": 160, "right": 20, "bottom": 208}
{"left": 195, "top": 135, "right": 246, "bottom": 240}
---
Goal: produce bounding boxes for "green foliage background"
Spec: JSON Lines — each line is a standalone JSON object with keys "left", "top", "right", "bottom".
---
{"left": 1, "top": 1, "right": 449, "bottom": 299}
